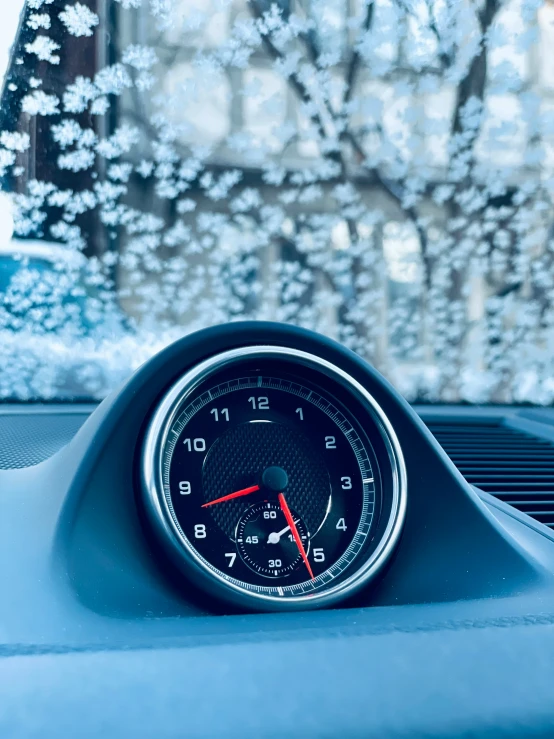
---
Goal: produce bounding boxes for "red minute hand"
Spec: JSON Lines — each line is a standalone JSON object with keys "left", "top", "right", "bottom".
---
{"left": 201, "top": 484, "right": 260, "bottom": 508}
{"left": 278, "top": 492, "right": 315, "bottom": 580}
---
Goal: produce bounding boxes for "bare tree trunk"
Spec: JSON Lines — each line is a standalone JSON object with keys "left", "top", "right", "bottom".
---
{"left": 437, "top": 0, "right": 501, "bottom": 396}
{"left": 1, "top": 0, "right": 113, "bottom": 261}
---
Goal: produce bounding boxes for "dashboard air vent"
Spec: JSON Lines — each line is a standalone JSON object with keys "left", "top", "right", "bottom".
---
{"left": 425, "top": 419, "right": 554, "bottom": 528}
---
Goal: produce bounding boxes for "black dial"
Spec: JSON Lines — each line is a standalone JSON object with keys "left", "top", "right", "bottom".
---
{"left": 141, "top": 346, "right": 406, "bottom": 611}
{"left": 236, "top": 500, "right": 310, "bottom": 578}
{"left": 166, "top": 372, "right": 373, "bottom": 593}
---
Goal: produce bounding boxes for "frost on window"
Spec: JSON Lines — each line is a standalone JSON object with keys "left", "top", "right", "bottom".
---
{"left": 1, "top": 0, "right": 554, "bottom": 402}
{"left": 58, "top": 3, "right": 100, "bottom": 37}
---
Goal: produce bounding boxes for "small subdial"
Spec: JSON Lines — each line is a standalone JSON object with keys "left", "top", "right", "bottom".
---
{"left": 236, "top": 500, "right": 310, "bottom": 578}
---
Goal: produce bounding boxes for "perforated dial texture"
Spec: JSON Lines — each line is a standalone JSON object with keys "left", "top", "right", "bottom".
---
{"left": 203, "top": 421, "right": 330, "bottom": 539}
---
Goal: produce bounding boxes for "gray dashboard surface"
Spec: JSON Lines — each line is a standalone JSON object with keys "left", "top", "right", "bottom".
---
{"left": 3, "top": 382, "right": 554, "bottom": 737}
{"left": 3, "top": 604, "right": 554, "bottom": 739}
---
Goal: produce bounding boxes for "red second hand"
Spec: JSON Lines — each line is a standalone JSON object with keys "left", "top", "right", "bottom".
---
{"left": 278, "top": 492, "right": 315, "bottom": 580}
{"left": 201, "top": 484, "right": 260, "bottom": 508}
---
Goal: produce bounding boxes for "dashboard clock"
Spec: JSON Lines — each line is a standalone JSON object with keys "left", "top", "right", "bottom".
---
{"left": 140, "top": 346, "right": 406, "bottom": 610}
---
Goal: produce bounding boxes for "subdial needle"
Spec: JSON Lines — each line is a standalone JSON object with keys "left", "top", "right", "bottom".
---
{"left": 267, "top": 520, "right": 299, "bottom": 544}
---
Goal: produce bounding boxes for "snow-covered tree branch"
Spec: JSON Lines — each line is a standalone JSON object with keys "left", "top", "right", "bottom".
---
{"left": 1, "top": 0, "right": 554, "bottom": 403}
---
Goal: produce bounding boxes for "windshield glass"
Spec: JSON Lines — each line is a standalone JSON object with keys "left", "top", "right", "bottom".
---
{"left": 1, "top": 0, "right": 553, "bottom": 402}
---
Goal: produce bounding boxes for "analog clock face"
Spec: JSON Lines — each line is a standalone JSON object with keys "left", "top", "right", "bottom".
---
{"left": 141, "top": 347, "right": 406, "bottom": 610}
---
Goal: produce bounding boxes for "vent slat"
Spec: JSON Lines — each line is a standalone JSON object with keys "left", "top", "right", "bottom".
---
{"left": 432, "top": 431, "right": 523, "bottom": 437}
{"left": 425, "top": 419, "right": 554, "bottom": 529}
{"left": 500, "top": 500, "right": 554, "bottom": 507}
{"left": 459, "top": 468, "right": 554, "bottom": 475}
{"left": 475, "top": 484, "right": 554, "bottom": 491}
{"left": 464, "top": 476, "right": 554, "bottom": 483}
{"left": 487, "top": 491, "right": 554, "bottom": 498}
{"left": 437, "top": 439, "right": 551, "bottom": 444}
{"left": 444, "top": 451, "right": 553, "bottom": 456}
{"left": 438, "top": 446, "right": 552, "bottom": 455}
{"left": 426, "top": 422, "right": 502, "bottom": 429}
{"left": 437, "top": 442, "right": 552, "bottom": 449}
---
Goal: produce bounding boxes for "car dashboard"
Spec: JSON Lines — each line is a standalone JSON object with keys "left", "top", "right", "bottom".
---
{"left": 2, "top": 321, "right": 554, "bottom": 738}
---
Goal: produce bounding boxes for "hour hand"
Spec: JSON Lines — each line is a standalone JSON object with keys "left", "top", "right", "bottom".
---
{"left": 201, "top": 484, "right": 260, "bottom": 508}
